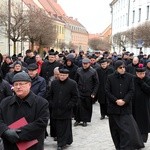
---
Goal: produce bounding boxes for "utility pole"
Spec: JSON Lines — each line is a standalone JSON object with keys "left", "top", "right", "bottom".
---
{"left": 8, "top": 0, "right": 11, "bottom": 55}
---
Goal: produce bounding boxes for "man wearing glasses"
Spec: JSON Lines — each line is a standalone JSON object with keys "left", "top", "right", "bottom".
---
{"left": 0, "top": 72, "right": 49, "bottom": 150}
{"left": 105, "top": 60, "right": 144, "bottom": 150}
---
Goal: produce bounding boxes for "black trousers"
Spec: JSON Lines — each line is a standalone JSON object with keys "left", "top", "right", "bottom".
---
{"left": 99, "top": 103, "right": 107, "bottom": 117}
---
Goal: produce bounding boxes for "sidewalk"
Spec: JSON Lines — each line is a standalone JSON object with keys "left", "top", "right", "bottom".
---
{"left": 44, "top": 102, "right": 150, "bottom": 150}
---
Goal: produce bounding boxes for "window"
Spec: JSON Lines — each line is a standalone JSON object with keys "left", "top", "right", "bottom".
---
{"left": 132, "top": 10, "right": 135, "bottom": 23}
{"left": 138, "top": 8, "right": 141, "bottom": 22}
{"left": 146, "top": 6, "right": 149, "bottom": 20}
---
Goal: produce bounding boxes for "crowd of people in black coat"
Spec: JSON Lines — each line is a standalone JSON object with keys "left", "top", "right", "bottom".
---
{"left": 0, "top": 49, "right": 150, "bottom": 149}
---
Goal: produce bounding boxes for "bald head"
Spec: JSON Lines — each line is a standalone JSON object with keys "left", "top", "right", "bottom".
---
{"left": 132, "top": 57, "right": 139, "bottom": 65}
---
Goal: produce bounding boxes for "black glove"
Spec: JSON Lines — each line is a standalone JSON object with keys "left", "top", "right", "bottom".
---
{"left": 3, "top": 129, "right": 21, "bottom": 143}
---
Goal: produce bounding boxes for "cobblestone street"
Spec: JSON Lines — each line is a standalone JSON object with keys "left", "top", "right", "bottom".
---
{"left": 44, "top": 102, "right": 150, "bottom": 150}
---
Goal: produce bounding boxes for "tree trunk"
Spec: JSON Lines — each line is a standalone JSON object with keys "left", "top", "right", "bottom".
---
{"left": 13, "top": 41, "right": 16, "bottom": 54}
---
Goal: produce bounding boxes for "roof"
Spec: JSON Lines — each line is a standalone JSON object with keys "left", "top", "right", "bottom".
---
{"left": 38, "top": 0, "right": 56, "bottom": 15}
{"left": 23, "top": 0, "right": 39, "bottom": 9}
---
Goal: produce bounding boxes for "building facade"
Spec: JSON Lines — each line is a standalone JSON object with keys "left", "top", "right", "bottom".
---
{"left": 110, "top": 0, "right": 150, "bottom": 55}
{"left": 0, "top": 0, "right": 89, "bottom": 55}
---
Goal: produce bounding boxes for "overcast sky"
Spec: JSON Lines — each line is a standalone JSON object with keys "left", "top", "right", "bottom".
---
{"left": 58, "top": 0, "right": 112, "bottom": 34}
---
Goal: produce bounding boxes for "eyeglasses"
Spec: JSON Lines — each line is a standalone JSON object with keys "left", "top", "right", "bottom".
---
{"left": 13, "top": 82, "right": 28, "bottom": 87}
{"left": 118, "top": 66, "right": 125, "bottom": 69}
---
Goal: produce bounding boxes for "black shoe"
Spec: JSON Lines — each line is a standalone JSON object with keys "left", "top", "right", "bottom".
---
{"left": 57, "top": 146, "right": 63, "bottom": 150}
{"left": 83, "top": 122, "right": 87, "bottom": 127}
{"left": 100, "top": 116, "right": 105, "bottom": 120}
{"left": 74, "top": 121, "right": 79, "bottom": 126}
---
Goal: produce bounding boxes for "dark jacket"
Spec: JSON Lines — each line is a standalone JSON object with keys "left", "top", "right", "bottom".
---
{"left": 40, "top": 61, "right": 60, "bottom": 84}
{"left": 48, "top": 78, "right": 79, "bottom": 119}
{"left": 65, "top": 64, "right": 78, "bottom": 80}
{"left": 0, "top": 91, "right": 49, "bottom": 150}
{"left": 105, "top": 72, "right": 134, "bottom": 115}
{"left": 126, "top": 63, "right": 139, "bottom": 75}
{"left": 96, "top": 66, "right": 114, "bottom": 103}
{"left": 30, "top": 75, "right": 46, "bottom": 98}
{"left": 0, "top": 79, "right": 13, "bottom": 102}
{"left": 5, "top": 71, "right": 23, "bottom": 85}
{"left": 132, "top": 76, "right": 150, "bottom": 133}
{"left": 75, "top": 66, "right": 99, "bottom": 97}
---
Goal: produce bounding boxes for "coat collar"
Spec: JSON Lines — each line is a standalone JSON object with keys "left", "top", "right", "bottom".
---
{"left": 10, "top": 91, "right": 35, "bottom": 107}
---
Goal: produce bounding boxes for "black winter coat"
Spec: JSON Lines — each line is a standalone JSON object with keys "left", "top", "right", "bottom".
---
{"left": 132, "top": 76, "right": 150, "bottom": 133}
{"left": 65, "top": 64, "right": 78, "bottom": 80}
{"left": 0, "top": 79, "right": 13, "bottom": 102}
{"left": 75, "top": 67, "right": 99, "bottom": 97}
{"left": 105, "top": 72, "right": 134, "bottom": 115}
{"left": 40, "top": 61, "right": 60, "bottom": 84}
{"left": 0, "top": 91, "right": 49, "bottom": 150}
{"left": 48, "top": 78, "right": 79, "bottom": 119}
{"left": 96, "top": 67, "right": 114, "bottom": 103}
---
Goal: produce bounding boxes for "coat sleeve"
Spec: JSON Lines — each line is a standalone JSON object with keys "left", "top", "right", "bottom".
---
{"left": 68, "top": 82, "right": 79, "bottom": 109}
{"left": 140, "top": 78, "right": 150, "bottom": 95}
{"left": 3, "top": 80, "right": 13, "bottom": 97}
{"left": 105, "top": 77, "right": 118, "bottom": 103}
{"left": 37, "top": 79, "right": 46, "bottom": 97}
{"left": 18, "top": 100, "right": 49, "bottom": 141}
{"left": 123, "top": 77, "right": 134, "bottom": 103}
{"left": 91, "top": 71, "right": 99, "bottom": 96}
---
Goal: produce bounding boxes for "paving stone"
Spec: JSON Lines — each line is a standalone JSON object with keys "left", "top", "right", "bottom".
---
{"left": 44, "top": 102, "right": 150, "bottom": 150}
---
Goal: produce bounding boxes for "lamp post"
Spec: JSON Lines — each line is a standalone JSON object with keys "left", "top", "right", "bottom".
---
{"left": 8, "top": 0, "right": 11, "bottom": 56}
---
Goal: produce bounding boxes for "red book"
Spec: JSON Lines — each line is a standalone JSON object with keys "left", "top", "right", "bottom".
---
{"left": 8, "top": 117, "right": 38, "bottom": 150}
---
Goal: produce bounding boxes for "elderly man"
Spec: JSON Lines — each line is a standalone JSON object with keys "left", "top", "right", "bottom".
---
{"left": 48, "top": 68, "right": 79, "bottom": 150}
{"left": 0, "top": 72, "right": 49, "bottom": 150}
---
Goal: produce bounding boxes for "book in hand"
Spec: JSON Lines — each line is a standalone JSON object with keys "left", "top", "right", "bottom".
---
{"left": 8, "top": 117, "right": 38, "bottom": 150}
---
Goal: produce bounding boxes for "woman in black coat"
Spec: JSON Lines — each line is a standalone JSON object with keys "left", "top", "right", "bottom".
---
{"left": 132, "top": 64, "right": 150, "bottom": 142}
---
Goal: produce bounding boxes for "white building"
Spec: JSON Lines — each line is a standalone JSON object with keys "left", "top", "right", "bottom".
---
{"left": 110, "top": 0, "right": 150, "bottom": 55}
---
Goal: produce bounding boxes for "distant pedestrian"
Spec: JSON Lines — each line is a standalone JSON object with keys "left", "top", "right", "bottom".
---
{"left": 105, "top": 60, "right": 144, "bottom": 150}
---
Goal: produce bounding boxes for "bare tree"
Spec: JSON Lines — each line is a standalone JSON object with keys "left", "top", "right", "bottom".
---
{"left": 88, "top": 38, "right": 111, "bottom": 51}
{"left": 68, "top": 42, "right": 78, "bottom": 50}
{"left": 26, "top": 7, "right": 57, "bottom": 52}
{"left": 59, "top": 42, "right": 67, "bottom": 51}
{"left": 0, "top": 2, "right": 28, "bottom": 54}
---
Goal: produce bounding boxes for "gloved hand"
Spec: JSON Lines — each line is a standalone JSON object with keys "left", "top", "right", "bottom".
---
{"left": 3, "top": 129, "right": 21, "bottom": 143}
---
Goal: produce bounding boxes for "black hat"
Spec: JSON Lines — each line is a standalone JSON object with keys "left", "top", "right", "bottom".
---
{"left": 136, "top": 64, "right": 146, "bottom": 72}
{"left": 89, "top": 54, "right": 97, "bottom": 59}
{"left": 59, "top": 68, "right": 70, "bottom": 74}
{"left": 12, "top": 72, "right": 31, "bottom": 83}
{"left": 17, "top": 53, "right": 23, "bottom": 57}
{"left": 48, "top": 51, "right": 56, "bottom": 55}
{"left": 27, "top": 63, "right": 38, "bottom": 70}
{"left": 98, "top": 58, "right": 107, "bottom": 64}
{"left": 82, "top": 58, "right": 90, "bottom": 63}
{"left": 114, "top": 60, "right": 125, "bottom": 70}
